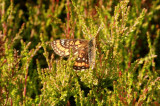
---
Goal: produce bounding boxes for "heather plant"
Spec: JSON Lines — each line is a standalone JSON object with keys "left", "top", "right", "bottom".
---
{"left": 0, "top": 0, "right": 160, "bottom": 105}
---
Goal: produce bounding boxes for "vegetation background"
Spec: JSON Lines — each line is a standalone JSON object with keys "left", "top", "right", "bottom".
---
{"left": 0, "top": 0, "right": 160, "bottom": 105}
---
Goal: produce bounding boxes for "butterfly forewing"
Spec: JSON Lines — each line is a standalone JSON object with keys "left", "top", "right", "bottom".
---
{"left": 51, "top": 39, "right": 88, "bottom": 56}
{"left": 51, "top": 39, "right": 70, "bottom": 56}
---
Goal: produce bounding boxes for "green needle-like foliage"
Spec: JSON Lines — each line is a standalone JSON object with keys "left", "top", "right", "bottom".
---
{"left": 0, "top": 0, "right": 160, "bottom": 105}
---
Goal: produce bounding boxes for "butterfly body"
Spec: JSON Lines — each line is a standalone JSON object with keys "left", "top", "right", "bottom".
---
{"left": 51, "top": 39, "right": 95, "bottom": 70}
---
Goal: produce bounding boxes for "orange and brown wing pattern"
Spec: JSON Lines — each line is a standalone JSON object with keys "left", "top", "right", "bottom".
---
{"left": 51, "top": 39, "right": 70, "bottom": 57}
{"left": 73, "top": 47, "right": 89, "bottom": 70}
{"left": 51, "top": 39, "right": 88, "bottom": 57}
{"left": 51, "top": 39, "right": 95, "bottom": 70}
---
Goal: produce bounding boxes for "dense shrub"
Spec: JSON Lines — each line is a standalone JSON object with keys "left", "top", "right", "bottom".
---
{"left": 0, "top": 0, "right": 160, "bottom": 105}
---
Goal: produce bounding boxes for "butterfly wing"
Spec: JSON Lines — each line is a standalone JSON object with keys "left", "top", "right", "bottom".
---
{"left": 88, "top": 38, "right": 96, "bottom": 69}
{"left": 51, "top": 39, "right": 95, "bottom": 70}
{"left": 73, "top": 38, "right": 96, "bottom": 70}
{"left": 73, "top": 46, "right": 89, "bottom": 70}
{"left": 51, "top": 39, "right": 71, "bottom": 57}
{"left": 51, "top": 39, "right": 88, "bottom": 57}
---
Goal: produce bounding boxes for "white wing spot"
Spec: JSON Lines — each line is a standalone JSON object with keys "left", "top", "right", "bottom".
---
{"left": 74, "top": 51, "right": 78, "bottom": 55}
{"left": 61, "top": 40, "right": 65, "bottom": 46}
{"left": 82, "top": 58, "right": 86, "bottom": 61}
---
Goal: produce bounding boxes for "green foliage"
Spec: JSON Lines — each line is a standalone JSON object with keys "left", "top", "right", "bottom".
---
{"left": 0, "top": 0, "right": 160, "bottom": 105}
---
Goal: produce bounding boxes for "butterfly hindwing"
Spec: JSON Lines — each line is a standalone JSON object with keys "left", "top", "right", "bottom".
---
{"left": 73, "top": 46, "right": 89, "bottom": 70}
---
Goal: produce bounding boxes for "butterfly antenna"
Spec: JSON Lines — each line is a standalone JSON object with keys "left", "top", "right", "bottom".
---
{"left": 95, "top": 24, "right": 103, "bottom": 39}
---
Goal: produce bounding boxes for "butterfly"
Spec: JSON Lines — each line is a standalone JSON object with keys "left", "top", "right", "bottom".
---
{"left": 51, "top": 38, "right": 96, "bottom": 70}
